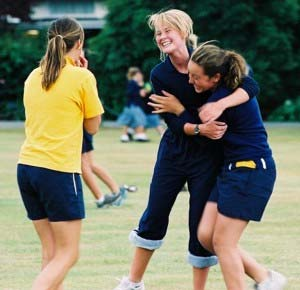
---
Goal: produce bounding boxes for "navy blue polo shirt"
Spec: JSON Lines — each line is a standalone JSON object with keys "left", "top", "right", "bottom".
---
{"left": 207, "top": 86, "right": 272, "bottom": 162}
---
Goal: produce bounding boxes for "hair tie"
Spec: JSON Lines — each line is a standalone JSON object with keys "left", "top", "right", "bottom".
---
{"left": 56, "top": 34, "right": 64, "bottom": 39}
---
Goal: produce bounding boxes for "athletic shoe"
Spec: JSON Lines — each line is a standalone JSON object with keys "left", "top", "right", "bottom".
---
{"left": 133, "top": 133, "right": 150, "bottom": 142}
{"left": 120, "top": 134, "right": 130, "bottom": 143}
{"left": 114, "top": 276, "right": 145, "bottom": 290}
{"left": 254, "top": 270, "right": 287, "bottom": 290}
{"left": 96, "top": 193, "right": 120, "bottom": 208}
{"left": 123, "top": 184, "right": 138, "bottom": 192}
{"left": 127, "top": 128, "right": 135, "bottom": 141}
{"left": 113, "top": 187, "right": 128, "bottom": 206}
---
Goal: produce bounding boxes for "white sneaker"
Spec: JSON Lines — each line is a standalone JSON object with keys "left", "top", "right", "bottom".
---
{"left": 120, "top": 134, "right": 130, "bottom": 142}
{"left": 133, "top": 133, "right": 149, "bottom": 142}
{"left": 255, "top": 270, "right": 287, "bottom": 290}
{"left": 114, "top": 276, "right": 145, "bottom": 290}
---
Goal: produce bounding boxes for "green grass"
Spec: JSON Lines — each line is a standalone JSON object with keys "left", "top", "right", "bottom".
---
{"left": 0, "top": 124, "right": 299, "bottom": 290}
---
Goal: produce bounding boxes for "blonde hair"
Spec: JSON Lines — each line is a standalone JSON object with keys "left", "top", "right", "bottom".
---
{"left": 40, "top": 17, "right": 84, "bottom": 90}
{"left": 127, "top": 67, "right": 141, "bottom": 80}
{"left": 148, "top": 9, "right": 198, "bottom": 59}
{"left": 191, "top": 42, "right": 247, "bottom": 89}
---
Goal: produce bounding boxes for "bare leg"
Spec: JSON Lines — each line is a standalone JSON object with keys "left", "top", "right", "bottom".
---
{"left": 239, "top": 247, "right": 268, "bottom": 283}
{"left": 193, "top": 267, "right": 209, "bottom": 290}
{"left": 213, "top": 214, "right": 248, "bottom": 290}
{"left": 135, "top": 126, "right": 145, "bottom": 134}
{"left": 33, "top": 219, "right": 64, "bottom": 290}
{"left": 81, "top": 152, "right": 103, "bottom": 200}
{"left": 122, "top": 126, "right": 129, "bottom": 135}
{"left": 198, "top": 203, "right": 269, "bottom": 284}
{"left": 32, "top": 220, "right": 81, "bottom": 290}
{"left": 87, "top": 151, "right": 120, "bottom": 193}
{"left": 129, "top": 247, "right": 154, "bottom": 283}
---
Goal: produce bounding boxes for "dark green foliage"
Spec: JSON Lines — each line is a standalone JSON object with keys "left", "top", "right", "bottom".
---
{"left": 268, "top": 97, "right": 300, "bottom": 121}
{"left": 0, "top": 30, "right": 46, "bottom": 120}
{"left": 88, "top": 0, "right": 300, "bottom": 119}
{"left": 1, "top": 1, "right": 299, "bottom": 120}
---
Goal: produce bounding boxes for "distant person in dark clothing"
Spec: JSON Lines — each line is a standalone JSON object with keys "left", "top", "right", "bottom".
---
{"left": 117, "top": 67, "right": 150, "bottom": 142}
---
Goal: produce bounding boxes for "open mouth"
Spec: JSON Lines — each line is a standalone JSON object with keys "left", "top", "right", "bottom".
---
{"left": 161, "top": 40, "right": 172, "bottom": 48}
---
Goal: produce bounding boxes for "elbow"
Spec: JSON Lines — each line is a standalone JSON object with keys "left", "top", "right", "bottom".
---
{"left": 85, "top": 127, "right": 99, "bottom": 135}
{"left": 84, "top": 115, "right": 101, "bottom": 135}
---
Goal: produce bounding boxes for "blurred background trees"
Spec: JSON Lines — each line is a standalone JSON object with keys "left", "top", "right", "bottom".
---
{"left": 1, "top": 0, "right": 299, "bottom": 120}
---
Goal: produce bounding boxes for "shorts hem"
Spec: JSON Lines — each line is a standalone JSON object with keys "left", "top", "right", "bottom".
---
{"left": 217, "top": 206, "right": 261, "bottom": 222}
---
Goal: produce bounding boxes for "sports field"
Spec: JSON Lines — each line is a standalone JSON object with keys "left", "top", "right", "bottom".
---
{"left": 0, "top": 124, "right": 299, "bottom": 290}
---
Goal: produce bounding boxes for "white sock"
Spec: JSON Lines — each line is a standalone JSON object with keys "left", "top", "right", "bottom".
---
{"left": 97, "top": 196, "right": 105, "bottom": 203}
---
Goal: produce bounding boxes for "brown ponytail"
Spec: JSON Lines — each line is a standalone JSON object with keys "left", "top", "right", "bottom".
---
{"left": 191, "top": 43, "right": 247, "bottom": 90}
{"left": 223, "top": 51, "right": 247, "bottom": 89}
{"left": 40, "top": 17, "right": 84, "bottom": 90}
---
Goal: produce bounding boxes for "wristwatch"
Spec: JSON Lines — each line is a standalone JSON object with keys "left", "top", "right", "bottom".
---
{"left": 193, "top": 124, "right": 201, "bottom": 135}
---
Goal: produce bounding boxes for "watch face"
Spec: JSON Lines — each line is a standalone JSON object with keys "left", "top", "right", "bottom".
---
{"left": 194, "top": 125, "right": 200, "bottom": 135}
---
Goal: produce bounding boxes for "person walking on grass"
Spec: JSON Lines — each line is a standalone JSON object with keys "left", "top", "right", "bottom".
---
{"left": 114, "top": 9, "right": 259, "bottom": 290}
{"left": 81, "top": 129, "right": 137, "bottom": 208}
{"left": 17, "top": 17, "right": 103, "bottom": 290}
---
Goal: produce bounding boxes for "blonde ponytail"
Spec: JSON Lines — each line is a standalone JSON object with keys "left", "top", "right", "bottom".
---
{"left": 40, "top": 17, "right": 84, "bottom": 90}
{"left": 41, "top": 36, "right": 66, "bottom": 90}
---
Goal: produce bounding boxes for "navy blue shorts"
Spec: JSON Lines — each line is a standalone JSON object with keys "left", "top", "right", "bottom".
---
{"left": 82, "top": 130, "right": 94, "bottom": 153}
{"left": 17, "top": 164, "right": 85, "bottom": 222}
{"left": 208, "top": 157, "right": 276, "bottom": 221}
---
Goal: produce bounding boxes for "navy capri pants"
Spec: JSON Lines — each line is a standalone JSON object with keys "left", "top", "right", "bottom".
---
{"left": 129, "top": 131, "right": 222, "bottom": 268}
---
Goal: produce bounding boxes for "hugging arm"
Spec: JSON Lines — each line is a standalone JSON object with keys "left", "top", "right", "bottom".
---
{"left": 150, "top": 75, "right": 227, "bottom": 140}
{"left": 199, "top": 75, "right": 260, "bottom": 122}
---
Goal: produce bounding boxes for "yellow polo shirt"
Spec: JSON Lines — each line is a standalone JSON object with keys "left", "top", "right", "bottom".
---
{"left": 18, "top": 57, "right": 104, "bottom": 173}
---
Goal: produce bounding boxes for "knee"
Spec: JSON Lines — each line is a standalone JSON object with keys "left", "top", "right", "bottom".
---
{"left": 212, "top": 233, "right": 229, "bottom": 255}
{"left": 56, "top": 247, "right": 80, "bottom": 268}
{"left": 197, "top": 225, "right": 213, "bottom": 252}
{"left": 41, "top": 248, "right": 55, "bottom": 267}
{"left": 67, "top": 248, "right": 80, "bottom": 267}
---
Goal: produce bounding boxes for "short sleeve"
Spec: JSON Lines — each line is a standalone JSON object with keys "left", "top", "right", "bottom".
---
{"left": 81, "top": 73, "right": 104, "bottom": 119}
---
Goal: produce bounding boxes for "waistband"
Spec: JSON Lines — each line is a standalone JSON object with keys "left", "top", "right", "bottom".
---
{"left": 226, "top": 157, "right": 275, "bottom": 171}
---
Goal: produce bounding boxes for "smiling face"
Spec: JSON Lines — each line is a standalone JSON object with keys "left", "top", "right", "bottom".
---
{"left": 154, "top": 24, "right": 186, "bottom": 55}
{"left": 188, "top": 60, "right": 220, "bottom": 93}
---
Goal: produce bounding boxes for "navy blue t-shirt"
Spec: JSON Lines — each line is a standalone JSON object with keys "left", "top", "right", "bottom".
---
{"left": 208, "top": 86, "right": 272, "bottom": 162}
{"left": 126, "top": 79, "right": 145, "bottom": 107}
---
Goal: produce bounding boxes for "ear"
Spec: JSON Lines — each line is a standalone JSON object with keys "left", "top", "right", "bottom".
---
{"left": 76, "top": 40, "right": 83, "bottom": 50}
{"left": 212, "top": 73, "right": 221, "bottom": 83}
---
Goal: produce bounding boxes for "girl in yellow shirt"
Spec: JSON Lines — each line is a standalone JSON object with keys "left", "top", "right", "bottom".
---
{"left": 17, "top": 17, "right": 103, "bottom": 290}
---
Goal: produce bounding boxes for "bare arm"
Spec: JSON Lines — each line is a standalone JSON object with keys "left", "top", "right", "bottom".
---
{"left": 84, "top": 115, "right": 101, "bottom": 135}
{"left": 199, "top": 88, "right": 249, "bottom": 123}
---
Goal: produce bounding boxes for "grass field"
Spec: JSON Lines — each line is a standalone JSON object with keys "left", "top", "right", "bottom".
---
{"left": 0, "top": 124, "right": 299, "bottom": 290}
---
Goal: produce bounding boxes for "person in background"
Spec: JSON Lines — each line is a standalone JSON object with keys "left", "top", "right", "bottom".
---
{"left": 17, "top": 17, "right": 103, "bottom": 290}
{"left": 117, "top": 67, "right": 150, "bottom": 142}
{"left": 81, "top": 129, "right": 137, "bottom": 208}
